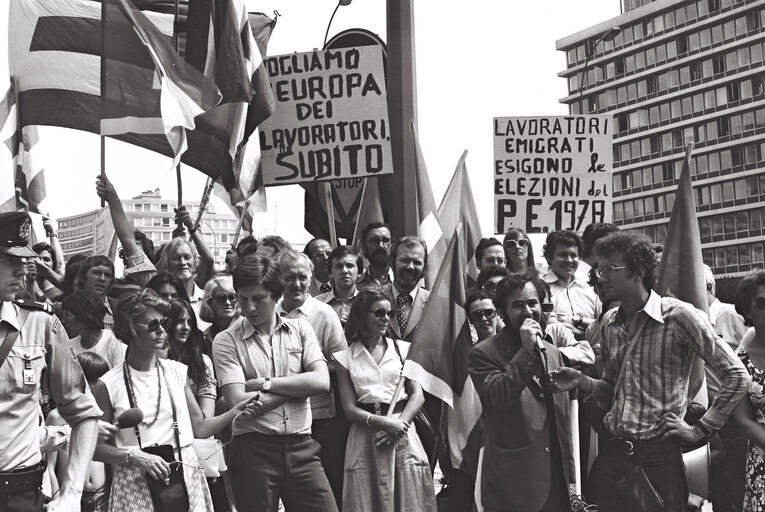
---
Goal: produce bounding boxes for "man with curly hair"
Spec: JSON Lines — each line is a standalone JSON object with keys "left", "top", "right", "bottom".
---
{"left": 551, "top": 231, "right": 750, "bottom": 511}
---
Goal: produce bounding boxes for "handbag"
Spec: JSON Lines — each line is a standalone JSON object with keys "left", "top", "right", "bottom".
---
{"left": 123, "top": 361, "right": 189, "bottom": 512}
{"left": 193, "top": 437, "right": 227, "bottom": 478}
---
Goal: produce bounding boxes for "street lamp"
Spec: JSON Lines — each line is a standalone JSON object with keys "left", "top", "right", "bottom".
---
{"left": 577, "top": 26, "right": 621, "bottom": 114}
{"left": 324, "top": 0, "right": 353, "bottom": 48}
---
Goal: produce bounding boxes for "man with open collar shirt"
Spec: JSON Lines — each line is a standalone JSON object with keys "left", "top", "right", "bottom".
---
{"left": 551, "top": 231, "right": 749, "bottom": 511}
{"left": 0, "top": 212, "right": 101, "bottom": 512}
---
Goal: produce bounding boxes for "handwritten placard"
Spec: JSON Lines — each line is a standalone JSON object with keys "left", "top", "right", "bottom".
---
{"left": 493, "top": 115, "right": 613, "bottom": 234}
{"left": 258, "top": 47, "right": 393, "bottom": 185}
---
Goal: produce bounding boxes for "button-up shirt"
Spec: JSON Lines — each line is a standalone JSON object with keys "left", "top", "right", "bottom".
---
{"left": 315, "top": 288, "right": 357, "bottom": 325}
{"left": 277, "top": 296, "right": 347, "bottom": 419}
{"left": 333, "top": 339, "right": 409, "bottom": 404}
{"left": 0, "top": 302, "right": 101, "bottom": 470}
{"left": 600, "top": 291, "right": 750, "bottom": 440}
{"left": 542, "top": 271, "right": 601, "bottom": 322}
{"left": 213, "top": 315, "right": 326, "bottom": 436}
{"left": 357, "top": 267, "right": 393, "bottom": 292}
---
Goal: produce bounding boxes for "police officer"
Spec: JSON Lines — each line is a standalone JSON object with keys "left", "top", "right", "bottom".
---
{"left": 0, "top": 212, "right": 101, "bottom": 512}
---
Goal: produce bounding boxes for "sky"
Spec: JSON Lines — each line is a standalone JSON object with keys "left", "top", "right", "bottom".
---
{"left": 0, "top": 0, "right": 622, "bottom": 244}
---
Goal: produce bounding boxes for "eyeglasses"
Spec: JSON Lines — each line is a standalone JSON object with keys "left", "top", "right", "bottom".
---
{"left": 542, "top": 303, "right": 554, "bottom": 313}
{"left": 504, "top": 239, "right": 529, "bottom": 250}
{"left": 468, "top": 308, "right": 497, "bottom": 323}
{"left": 594, "top": 265, "right": 628, "bottom": 278}
{"left": 136, "top": 317, "right": 170, "bottom": 333}
{"left": 369, "top": 308, "right": 396, "bottom": 320}
{"left": 212, "top": 294, "right": 237, "bottom": 305}
{"left": 752, "top": 297, "right": 765, "bottom": 311}
{"left": 366, "top": 236, "right": 392, "bottom": 246}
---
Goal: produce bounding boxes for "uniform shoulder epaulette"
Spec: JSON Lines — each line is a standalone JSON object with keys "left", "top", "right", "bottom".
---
{"left": 13, "top": 298, "right": 54, "bottom": 314}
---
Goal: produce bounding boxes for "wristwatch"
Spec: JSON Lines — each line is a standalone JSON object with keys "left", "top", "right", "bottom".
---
{"left": 262, "top": 377, "right": 272, "bottom": 392}
{"left": 573, "top": 314, "right": 584, "bottom": 328}
{"left": 696, "top": 422, "right": 715, "bottom": 441}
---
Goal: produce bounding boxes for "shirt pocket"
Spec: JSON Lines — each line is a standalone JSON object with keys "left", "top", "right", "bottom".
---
{"left": 3, "top": 344, "right": 47, "bottom": 394}
{"left": 287, "top": 347, "right": 303, "bottom": 374}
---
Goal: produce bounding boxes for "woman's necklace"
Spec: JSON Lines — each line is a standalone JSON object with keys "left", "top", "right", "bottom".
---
{"left": 125, "top": 357, "right": 163, "bottom": 428}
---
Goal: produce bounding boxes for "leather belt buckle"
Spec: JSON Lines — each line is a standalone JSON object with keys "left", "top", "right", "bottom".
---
{"left": 624, "top": 440, "right": 634, "bottom": 456}
{"left": 374, "top": 403, "right": 381, "bottom": 415}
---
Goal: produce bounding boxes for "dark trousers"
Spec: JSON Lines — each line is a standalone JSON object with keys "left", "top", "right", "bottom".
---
{"left": 0, "top": 490, "right": 43, "bottom": 512}
{"left": 597, "top": 436, "right": 688, "bottom": 512}
{"left": 447, "top": 469, "right": 475, "bottom": 512}
{"left": 229, "top": 433, "right": 338, "bottom": 512}
{"left": 711, "top": 419, "right": 747, "bottom": 512}
{"left": 311, "top": 416, "right": 350, "bottom": 512}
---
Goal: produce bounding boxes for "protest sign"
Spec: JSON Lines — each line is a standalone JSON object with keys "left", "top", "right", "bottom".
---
{"left": 259, "top": 46, "right": 393, "bottom": 185}
{"left": 493, "top": 115, "right": 613, "bottom": 234}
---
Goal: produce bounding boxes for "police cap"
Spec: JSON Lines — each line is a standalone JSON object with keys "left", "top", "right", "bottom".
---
{"left": 0, "top": 212, "right": 37, "bottom": 258}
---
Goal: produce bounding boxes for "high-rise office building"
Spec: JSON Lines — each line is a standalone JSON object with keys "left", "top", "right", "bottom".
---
{"left": 557, "top": 0, "right": 765, "bottom": 278}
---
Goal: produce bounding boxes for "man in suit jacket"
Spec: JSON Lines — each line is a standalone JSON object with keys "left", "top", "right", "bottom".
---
{"left": 304, "top": 238, "right": 333, "bottom": 297}
{"left": 383, "top": 235, "right": 430, "bottom": 342}
{"left": 469, "top": 273, "right": 573, "bottom": 512}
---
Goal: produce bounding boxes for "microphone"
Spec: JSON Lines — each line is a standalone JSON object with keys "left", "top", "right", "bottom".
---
{"left": 114, "top": 408, "right": 144, "bottom": 429}
{"left": 535, "top": 335, "right": 546, "bottom": 353}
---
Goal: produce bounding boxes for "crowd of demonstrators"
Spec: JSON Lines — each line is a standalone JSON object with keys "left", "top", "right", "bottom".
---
{"left": 5, "top": 175, "right": 765, "bottom": 512}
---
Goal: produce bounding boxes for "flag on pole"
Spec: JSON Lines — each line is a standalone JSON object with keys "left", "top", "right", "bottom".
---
{"left": 9, "top": 0, "right": 238, "bottom": 188}
{"left": 101, "top": 0, "right": 221, "bottom": 167}
{"left": 0, "top": 81, "right": 46, "bottom": 214}
{"left": 655, "top": 142, "right": 708, "bottom": 407}
{"left": 436, "top": 150, "right": 482, "bottom": 287}
{"left": 411, "top": 121, "right": 443, "bottom": 288}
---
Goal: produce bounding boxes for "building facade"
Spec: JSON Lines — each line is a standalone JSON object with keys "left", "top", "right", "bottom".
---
{"left": 557, "top": 0, "right": 765, "bottom": 277}
{"left": 58, "top": 188, "right": 239, "bottom": 269}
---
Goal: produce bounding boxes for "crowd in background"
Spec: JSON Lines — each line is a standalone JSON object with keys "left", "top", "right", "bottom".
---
{"left": 13, "top": 173, "right": 765, "bottom": 512}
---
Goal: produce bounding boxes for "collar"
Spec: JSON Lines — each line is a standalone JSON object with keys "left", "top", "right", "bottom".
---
{"left": 365, "top": 266, "right": 393, "bottom": 282}
{"left": 610, "top": 290, "right": 664, "bottom": 325}
{"left": 103, "top": 297, "right": 113, "bottom": 315}
{"left": 350, "top": 338, "right": 398, "bottom": 362}
{"left": 313, "top": 276, "right": 329, "bottom": 291}
{"left": 325, "top": 288, "right": 357, "bottom": 303}
{"left": 708, "top": 298, "right": 722, "bottom": 324}
{"left": 189, "top": 282, "right": 205, "bottom": 302}
{"left": 0, "top": 302, "right": 19, "bottom": 330}
{"left": 542, "top": 270, "right": 585, "bottom": 288}
{"left": 393, "top": 283, "right": 418, "bottom": 303}
{"left": 276, "top": 295, "right": 318, "bottom": 318}
{"left": 241, "top": 313, "right": 291, "bottom": 339}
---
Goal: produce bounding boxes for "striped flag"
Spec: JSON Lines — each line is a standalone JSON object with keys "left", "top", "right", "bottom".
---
{"left": 102, "top": 0, "right": 221, "bottom": 167}
{"left": 8, "top": 0, "right": 236, "bottom": 188}
{"left": 411, "top": 121, "right": 445, "bottom": 288}
{"left": 350, "top": 177, "right": 385, "bottom": 249}
{"left": 656, "top": 142, "right": 708, "bottom": 407}
{"left": 0, "top": 82, "right": 46, "bottom": 214}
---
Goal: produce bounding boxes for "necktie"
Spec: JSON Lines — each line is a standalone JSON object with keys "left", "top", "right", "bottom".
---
{"left": 320, "top": 282, "right": 332, "bottom": 294}
{"left": 396, "top": 294, "right": 412, "bottom": 335}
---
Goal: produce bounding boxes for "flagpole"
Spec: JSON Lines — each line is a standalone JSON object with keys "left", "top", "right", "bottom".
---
{"left": 350, "top": 178, "right": 369, "bottom": 246}
{"left": 323, "top": 181, "right": 338, "bottom": 247}
{"left": 100, "top": 136, "right": 106, "bottom": 208}
{"left": 193, "top": 177, "right": 214, "bottom": 232}
{"left": 386, "top": 375, "right": 406, "bottom": 417}
{"left": 173, "top": 0, "right": 183, "bottom": 210}
{"left": 231, "top": 198, "right": 250, "bottom": 248}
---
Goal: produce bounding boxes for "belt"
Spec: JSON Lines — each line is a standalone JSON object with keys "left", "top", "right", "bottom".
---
{"left": 244, "top": 432, "right": 312, "bottom": 444}
{"left": 357, "top": 401, "right": 407, "bottom": 415}
{"left": 602, "top": 432, "right": 679, "bottom": 456}
{"left": 0, "top": 462, "right": 45, "bottom": 494}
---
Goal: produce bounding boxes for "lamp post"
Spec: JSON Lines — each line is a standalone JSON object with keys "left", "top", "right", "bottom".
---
{"left": 577, "top": 26, "right": 621, "bottom": 113}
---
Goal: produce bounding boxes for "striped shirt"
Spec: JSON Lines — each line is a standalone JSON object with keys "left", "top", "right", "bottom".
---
{"left": 212, "top": 315, "right": 326, "bottom": 436}
{"left": 601, "top": 291, "right": 749, "bottom": 440}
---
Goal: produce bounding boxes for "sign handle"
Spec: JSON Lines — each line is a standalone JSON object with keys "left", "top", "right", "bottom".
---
{"left": 323, "top": 182, "right": 338, "bottom": 247}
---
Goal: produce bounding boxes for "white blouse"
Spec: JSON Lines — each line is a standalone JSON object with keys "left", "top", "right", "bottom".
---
{"left": 334, "top": 338, "right": 410, "bottom": 404}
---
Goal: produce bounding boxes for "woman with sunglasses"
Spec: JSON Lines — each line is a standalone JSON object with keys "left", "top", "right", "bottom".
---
{"left": 333, "top": 288, "right": 436, "bottom": 511}
{"left": 91, "top": 289, "right": 257, "bottom": 512}
{"left": 199, "top": 274, "right": 240, "bottom": 353}
{"left": 732, "top": 271, "right": 765, "bottom": 511}
{"left": 503, "top": 228, "right": 539, "bottom": 279}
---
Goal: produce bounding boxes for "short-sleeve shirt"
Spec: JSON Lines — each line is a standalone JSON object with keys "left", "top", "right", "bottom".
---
{"left": 213, "top": 315, "right": 326, "bottom": 436}
{"left": 333, "top": 338, "right": 410, "bottom": 404}
{"left": 542, "top": 271, "right": 601, "bottom": 321}
{"left": 0, "top": 301, "right": 102, "bottom": 470}
{"left": 100, "top": 359, "right": 195, "bottom": 449}
{"left": 277, "top": 296, "right": 348, "bottom": 419}
{"left": 189, "top": 354, "right": 217, "bottom": 402}
{"left": 69, "top": 329, "right": 126, "bottom": 368}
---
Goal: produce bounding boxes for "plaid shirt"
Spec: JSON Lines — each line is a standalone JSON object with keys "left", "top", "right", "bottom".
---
{"left": 601, "top": 291, "right": 749, "bottom": 440}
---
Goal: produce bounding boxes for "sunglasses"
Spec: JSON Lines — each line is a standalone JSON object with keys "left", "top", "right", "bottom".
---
{"left": 212, "top": 294, "right": 237, "bottom": 305}
{"left": 482, "top": 280, "right": 500, "bottom": 293}
{"left": 369, "top": 308, "right": 396, "bottom": 320}
{"left": 504, "top": 239, "right": 529, "bottom": 250}
{"left": 752, "top": 297, "right": 765, "bottom": 311}
{"left": 136, "top": 317, "right": 170, "bottom": 333}
{"left": 468, "top": 308, "right": 497, "bottom": 322}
